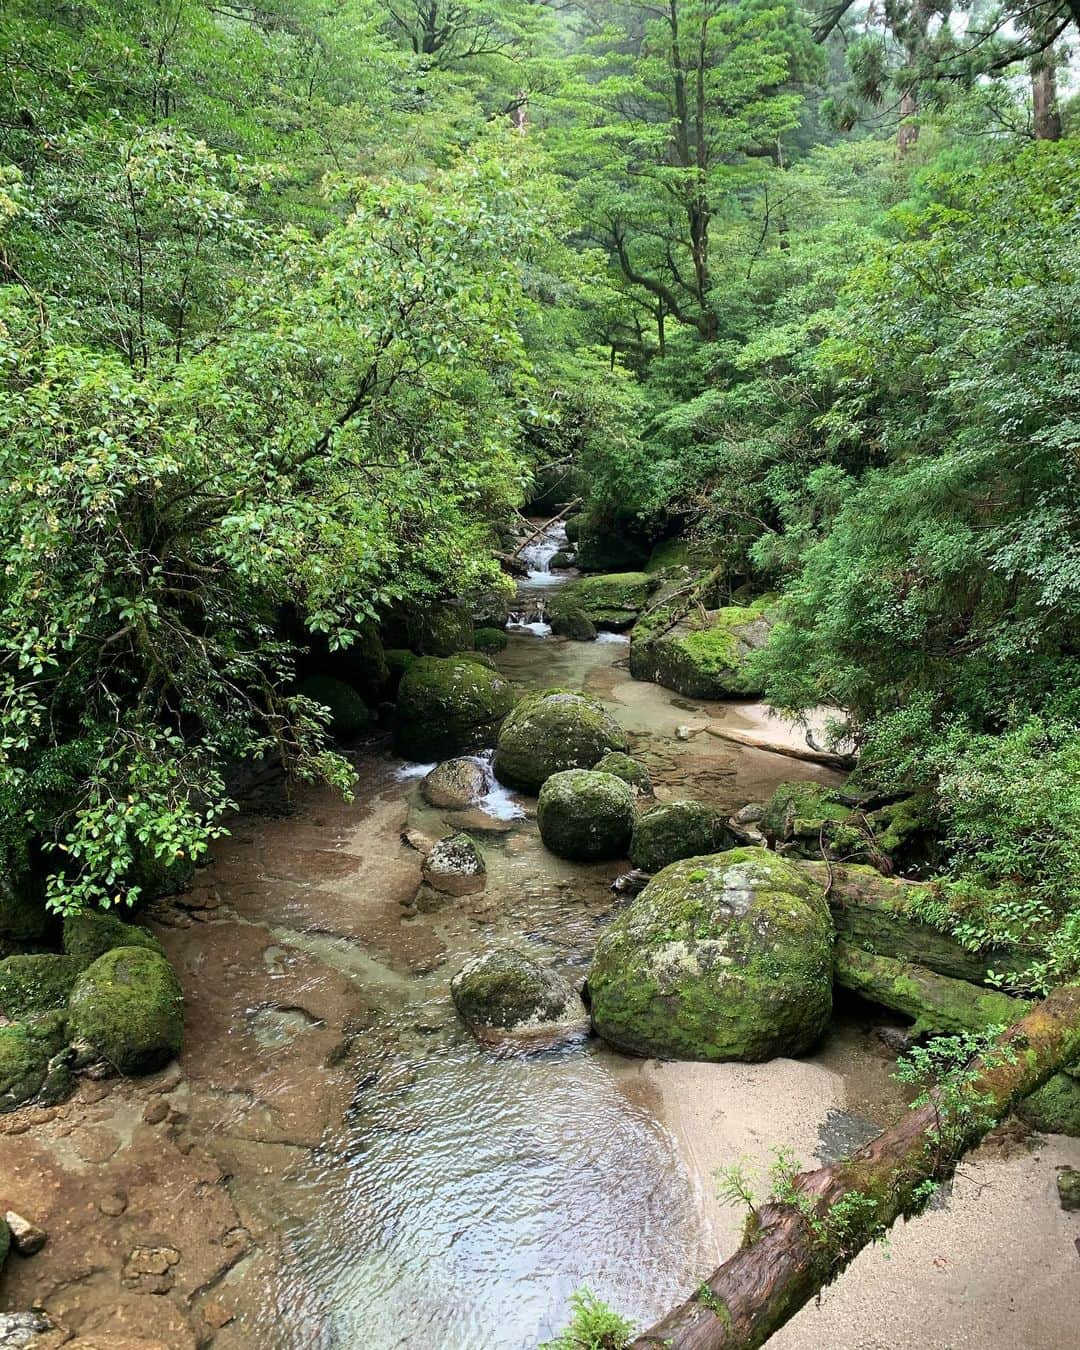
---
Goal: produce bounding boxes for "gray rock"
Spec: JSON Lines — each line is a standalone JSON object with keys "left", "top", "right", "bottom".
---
{"left": 451, "top": 948, "right": 587, "bottom": 1049}
{"left": 422, "top": 832, "right": 486, "bottom": 896}
{"left": 421, "top": 758, "right": 489, "bottom": 810}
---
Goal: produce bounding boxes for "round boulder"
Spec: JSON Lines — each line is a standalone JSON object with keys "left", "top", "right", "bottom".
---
{"left": 395, "top": 657, "right": 516, "bottom": 761}
{"left": 422, "top": 832, "right": 486, "bottom": 896}
{"left": 629, "top": 799, "right": 733, "bottom": 873}
{"left": 68, "top": 947, "right": 184, "bottom": 1075}
{"left": 537, "top": 770, "right": 635, "bottom": 862}
{"left": 295, "top": 675, "right": 369, "bottom": 738}
{"left": 594, "top": 751, "right": 652, "bottom": 796}
{"left": 474, "top": 626, "right": 509, "bottom": 654}
{"left": 493, "top": 689, "right": 627, "bottom": 793}
{"left": 421, "top": 758, "right": 490, "bottom": 810}
{"left": 588, "top": 849, "right": 833, "bottom": 1062}
{"left": 451, "top": 948, "right": 587, "bottom": 1047}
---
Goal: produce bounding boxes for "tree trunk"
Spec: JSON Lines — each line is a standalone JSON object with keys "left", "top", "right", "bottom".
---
{"left": 703, "top": 726, "right": 854, "bottom": 770}
{"left": 632, "top": 984, "right": 1080, "bottom": 1350}
{"left": 896, "top": 86, "right": 919, "bottom": 153}
{"left": 1031, "top": 47, "right": 1062, "bottom": 141}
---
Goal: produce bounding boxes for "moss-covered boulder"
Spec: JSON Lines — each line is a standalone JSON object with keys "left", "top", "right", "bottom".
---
{"left": 417, "top": 602, "right": 475, "bottom": 657}
{"left": 0, "top": 1013, "right": 67, "bottom": 1112}
{"left": 474, "top": 626, "right": 509, "bottom": 654}
{"left": 549, "top": 550, "right": 575, "bottom": 570}
{"left": 564, "top": 516, "right": 581, "bottom": 544}
{"left": 63, "top": 910, "right": 165, "bottom": 963}
{"left": 451, "top": 948, "right": 586, "bottom": 1046}
{"left": 548, "top": 601, "right": 596, "bottom": 642}
{"left": 494, "top": 690, "right": 627, "bottom": 793}
{"left": 761, "top": 780, "right": 852, "bottom": 848}
{"left": 594, "top": 751, "right": 652, "bottom": 796}
{"left": 630, "top": 600, "right": 775, "bottom": 698}
{"left": 67, "top": 947, "right": 184, "bottom": 1075}
{"left": 589, "top": 849, "right": 833, "bottom": 1062}
{"left": 0, "top": 954, "right": 86, "bottom": 1019}
{"left": 0, "top": 874, "right": 51, "bottom": 957}
{"left": 395, "top": 657, "right": 516, "bottom": 760}
{"left": 1018, "top": 1072, "right": 1080, "bottom": 1137}
{"left": 537, "top": 770, "right": 635, "bottom": 862}
{"left": 325, "top": 625, "right": 390, "bottom": 702}
{"left": 421, "top": 758, "right": 489, "bottom": 809}
{"left": 561, "top": 572, "right": 658, "bottom": 631}
{"left": 630, "top": 800, "right": 733, "bottom": 874}
{"left": 384, "top": 648, "right": 417, "bottom": 696}
{"left": 296, "top": 675, "right": 369, "bottom": 738}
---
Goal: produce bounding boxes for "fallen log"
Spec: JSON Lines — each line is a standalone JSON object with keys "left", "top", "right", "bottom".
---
{"left": 798, "top": 861, "right": 1029, "bottom": 986}
{"left": 510, "top": 498, "right": 582, "bottom": 558}
{"left": 704, "top": 726, "right": 854, "bottom": 771}
{"left": 633, "top": 983, "right": 1080, "bottom": 1350}
{"left": 834, "top": 941, "right": 1030, "bottom": 1036}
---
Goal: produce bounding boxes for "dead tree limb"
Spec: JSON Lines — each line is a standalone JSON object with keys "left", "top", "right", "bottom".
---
{"left": 633, "top": 984, "right": 1080, "bottom": 1350}
{"left": 704, "top": 725, "right": 855, "bottom": 770}
{"left": 510, "top": 497, "right": 582, "bottom": 557}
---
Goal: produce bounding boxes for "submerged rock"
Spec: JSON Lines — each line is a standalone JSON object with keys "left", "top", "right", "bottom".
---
{"left": 394, "top": 656, "right": 516, "bottom": 761}
{"left": 421, "top": 758, "right": 490, "bottom": 810}
{"left": 588, "top": 849, "right": 833, "bottom": 1062}
{"left": 493, "top": 689, "right": 627, "bottom": 793}
{"left": 68, "top": 946, "right": 184, "bottom": 1075}
{"left": 593, "top": 751, "right": 653, "bottom": 796}
{"left": 629, "top": 799, "right": 733, "bottom": 874}
{"left": 451, "top": 948, "right": 586, "bottom": 1047}
{"left": 561, "top": 572, "right": 658, "bottom": 630}
{"left": 422, "top": 832, "right": 486, "bottom": 897}
{"left": 295, "top": 674, "right": 370, "bottom": 738}
{"left": 629, "top": 599, "right": 775, "bottom": 698}
{"left": 537, "top": 770, "right": 635, "bottom": 862}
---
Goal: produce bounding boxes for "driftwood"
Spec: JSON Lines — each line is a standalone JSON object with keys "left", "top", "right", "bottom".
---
{"left": 633, "top": 983, "right": 1080, "bottom": 1349}
{"left": 510, "top": 497, "right": 582, "bottom": 557}
{"left": 705, "top": 725, "right": 855, "bottom": 771}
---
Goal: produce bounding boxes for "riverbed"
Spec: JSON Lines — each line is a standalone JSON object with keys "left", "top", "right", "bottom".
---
{"left": 2, "top": 571, "right": 1079, "bottom": 1347}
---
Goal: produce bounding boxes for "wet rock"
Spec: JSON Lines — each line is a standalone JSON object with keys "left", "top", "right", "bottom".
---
{"left": 733, "top": 802, "right": 765, "bottom": 825}
{"left": 122, "top": 1244, "right": 181, "bottom": 1294}
{"left": 589, "top": 848, "right": 833, "bottom": 1062}
{"left": 629, "top": 800, "right": 734, "bottom": 874}
{"left": 1057, "top": 1167, "right": 1080, "bottom": 1211}
{"left": 4, "top": 1210, "right": 46, "bottom": 1255}
{"left": 629, "top": 599, "right": 776, "bottom": 698}
{"left": 68, "top": 947, "right": 184, "bottom": 1075}
{"left": 394, "top": 656, "right": 515, "bottom": 760}
{"left": 560, "top": 572, "right": 658, "bottom": 630}
{"left": 295, "top": 675, "right": 370, "bottom": 738}
{"left": 547, "top": 601, "right": 596, "bottom": 642}
{"left": 421, "top": 758, "right": 489, "bottom": 810}
{"left": 494, "top": 689, "right": 627, "bottom": 793}
{"left": 875, "top": 1024, "right": 917, "bottom": 1055}
{"left": 63, "top": 910, "right": 165, "bottom": 964}
{"left": 421, "top": 833, "right": 486, "bottom": 897}
{"left": 537, "top": 770, "right": 635, "bottom": 863}
{"left": 202, "top": 1301, "right": 234, "bottom": 1330}
{"left": 451, "top": 949, "right": 587, "bottom": 1048}
{"left": 593, "top": 751, "right": 652, "bottom": 796}
{"left": 0, "top": 1312, "right": 51, "bottom": 1347}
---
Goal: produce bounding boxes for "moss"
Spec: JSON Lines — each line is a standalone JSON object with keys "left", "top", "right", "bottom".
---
{"left": 537, "top": 770, "right": 636, "bottom": 862}
{"left": 561, "top": 572, "right": 657, "bottom": 630}
{"left": 0, "top": 874, "right": 52, "bottom": 955}
{"left": 645, "top": 538, "right": 716, "bottom": 575}
{"left": 68, "top": 946, "right": 184, "bottom": 1075}
{"left": 563, "top": 516, "right": 581, "bottom": 543}
{"left": 384, "top": 648, "right": 417, "bottom": 695}
{"left": 761, "top": 781, "right": 850, "bottom": 842}
{"left": 417, "top": 602, "right": 475, "bottom": 657}
{"left": 63, "top": 909, "right": 165, "bottom": 963}
{"left": 629, "top": 601, "right": 775, "bottom": 699}
{"left": 474, "top": 626, "right": 509, "bottom": 653}
{"left": 394, "top": 656, "right": 516, "bottom": 760}
{"left": 326, "top": 625, "right": 390, "bottom": 701}
{"left": 451, "top": 948, "right": 575, "bottom": 1031}
{"left": 296, "top": 675, "right": 369, "bottom": 739}
{"left": 493, "top": 689, "right": 628, "bottom": 793}
{"left": 0, "top": 953, "right": 86, "bottom": 1019}
{"left": 630, "top": 800, "right": 733, "bottom": 874}
{"left": 594, "top": 751, "right": 653, "bottom": 795}
{"left": 575, "top": 526, "right": 649, "bottom": 572}
{"left": 1018, "top": 1074, "right": 1080, "bottom": 1137}
{"left": 0, "top": 1012, "right": 67, "bottom": 1112}
{"left": 548, "top": 601, "right": 596, "bottom": 642}
{"left": 589, "top": 849, "right": 833, "bottom": 1062}
{"left": 549, "top": 550, "right": 575, "bottom": 569}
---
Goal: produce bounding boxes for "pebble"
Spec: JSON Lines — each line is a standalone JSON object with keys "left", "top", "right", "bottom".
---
{"left": 4, "top": 1210, "right": 48, "bottom": 1255}
{"left": 98, "top": 1191, "right": 128, "bottom": 1217}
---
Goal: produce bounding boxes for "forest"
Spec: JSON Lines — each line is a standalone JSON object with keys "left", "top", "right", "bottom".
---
{"left": 0, "top": 0, "right": 1078, "bottom": 1346}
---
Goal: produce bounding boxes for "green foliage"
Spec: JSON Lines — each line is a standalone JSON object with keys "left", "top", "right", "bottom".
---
{"left": 895, "top": 1029, "right": 1016, "bottom": 1164}
{"left": 540, "top": 1289, "right": 633, "bottom": 1350}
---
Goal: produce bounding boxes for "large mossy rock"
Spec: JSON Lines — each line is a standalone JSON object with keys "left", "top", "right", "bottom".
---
{"left": 537, "top": 770, "right": 635, "bottom": 862}
{"left": 0, "top": 874, "right": 51, "bottom": 957}
{"left": 493, "top": 690, "right": 627, "bottom": 793}
{"left": 451, "top": 948, "right": 586, "bottom": 1046}
{"left": 422, "top": 832, "right": 486, "bottom": 897}
{"left": 417, "top": 602, "right": 475, "bottom": 657}
{"left": 0, "top": 1012, "right": 67, "bottom": 1112}
{"left": 395, "top": 657, "right": 515, "bottom": 761}
{"left": 629, "top": 799, "right": 733, "bottom": 874}
{"left": 589, "top": 849, "right": 833, "bottom": 1062}
{"left": 296, "top": 675, "right": 370, "bottom": 739}
{"left": 384, "top": 648, "right": 417, "bottom": 696}
{"left": 324, "top": 625, "right": 390, "bottom": 702}
{"left": 629, "top": 600, "right": 775, "bottom": 698}
{"left": 594, "top": 751, "right": 652, "bottom": 796}
{"left": 68, "top": 946, "right": 184, "bottom": 1075}
{"left": 63, "top": 910, "right": 165, "bottom": 964}
{"left": 561, "top": 572, "right": 658, "bottom": 631}
{"left": 547, "top": 600, "right": 596, "bottom": 642}
{"left": 0, "top": 954, "right": 86, "bottom": 1019}
{"left": 474, "top": 626, "right": 509, "bottom": 654}
{"left": 1018, "top": 1072, "right": 1080, "bottom": 1137}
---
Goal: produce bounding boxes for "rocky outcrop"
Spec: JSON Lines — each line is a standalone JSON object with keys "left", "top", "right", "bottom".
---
{"left": 629, "top": 599, "right": 776, "bottom": 698}
{"left": 394, "top": 656, "right": 516, "bottom": 760}
{"left": 588, "top": 849, "right": 833, "bottom": 1062}
{"left": 451, "top": 948, "right": 587, "bottom": 1047}
{"left": 421, "top": 832, "right": 486, "bottom": 896}
{"left": 537, "top": 770, "right": 636, "bottom": 862}
{"left": 629, "top": 799, "right": 733, "bottom": 874}
{"left": 493, "top": 689, "right": 627, "bottom": 793}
